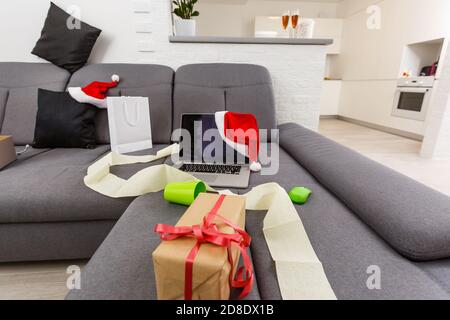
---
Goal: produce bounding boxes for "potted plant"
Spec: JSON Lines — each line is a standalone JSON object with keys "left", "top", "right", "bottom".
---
{"left": 173, "top": 0, "right": 199, "bottom": 36}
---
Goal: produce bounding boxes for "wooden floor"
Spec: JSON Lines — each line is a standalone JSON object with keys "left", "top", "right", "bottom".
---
{"left": 0, "top": 260, "right": 86, "bottom": 300}
{"left": 319, "top": 119, "right": 450, "bottom": 197}
{"left": 1, "top": 119, "right": 449, "bottom": 300}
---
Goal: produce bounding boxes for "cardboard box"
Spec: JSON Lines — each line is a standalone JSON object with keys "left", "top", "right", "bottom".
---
{"left": 153, "top": 193, "right": 246, "bottom": 300}
{"left": 0, "top": 136, "right": 16, "bottom": 170}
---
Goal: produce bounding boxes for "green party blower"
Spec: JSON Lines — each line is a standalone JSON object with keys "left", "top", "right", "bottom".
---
{"left": 288, "top": 187, "right": 312, "bottom": 205}
{"left": 164, "top": 181, "right": 207, "bottom": 206}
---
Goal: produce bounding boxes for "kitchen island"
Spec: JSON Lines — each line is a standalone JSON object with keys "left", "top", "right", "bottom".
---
{"left": 155, "top": 36, "right": 333, "bottom": 130}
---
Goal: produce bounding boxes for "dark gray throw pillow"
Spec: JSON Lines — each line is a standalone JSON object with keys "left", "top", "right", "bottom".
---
{"left": 32, "top": 2, "right": 102, "bottom": 73}
{"left": 33, "top": 89, "right": 96, "bottom": 149}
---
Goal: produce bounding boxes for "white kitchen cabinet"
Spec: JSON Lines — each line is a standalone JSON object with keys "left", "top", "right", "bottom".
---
{"left": 320, "top": 80, "right": 342, "bottom": 116}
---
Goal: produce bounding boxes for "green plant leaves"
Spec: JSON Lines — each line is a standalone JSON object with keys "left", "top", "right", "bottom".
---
{"left": 173, "top": 0, "right": 198, "bottom": 19}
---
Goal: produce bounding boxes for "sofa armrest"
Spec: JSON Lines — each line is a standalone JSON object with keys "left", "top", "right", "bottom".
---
{"left": 279, "top": 123, "right": 450, "bottom": 261}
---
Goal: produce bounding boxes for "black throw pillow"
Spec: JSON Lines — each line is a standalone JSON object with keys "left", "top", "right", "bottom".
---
{"left": 33, "top": 89, "right": 97, "bottom": 149}
{"left": 32, "top": 2, "right": 102, "bottom": 73}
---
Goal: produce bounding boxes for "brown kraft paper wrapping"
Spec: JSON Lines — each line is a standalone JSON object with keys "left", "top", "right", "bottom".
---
{"left": 0, "top": 136, "right": 16, "bottom": 170}
{"left": 152, "top": 193, "right": 246, "bottom": 300}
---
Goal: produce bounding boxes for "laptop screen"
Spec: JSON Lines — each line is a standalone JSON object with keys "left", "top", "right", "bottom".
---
{"left": 179, "top": 114, "right": 248, "bottom": 165}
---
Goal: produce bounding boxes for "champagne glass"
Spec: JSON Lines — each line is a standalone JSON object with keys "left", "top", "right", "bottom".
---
{"left": 291, "top": 9, "right": 300, "bottom": 38}
{"left": 281, "top": 11, "right": 290, "bottom": 38}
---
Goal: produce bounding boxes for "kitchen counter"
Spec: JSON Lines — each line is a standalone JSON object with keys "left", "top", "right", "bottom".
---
{"left": 169, "top": 36, "right": 333, "bottom": 46}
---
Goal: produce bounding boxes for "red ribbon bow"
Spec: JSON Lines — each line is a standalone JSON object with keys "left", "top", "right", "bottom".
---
{"left": 154, "top": 195, "right": 254, "bottom": 300}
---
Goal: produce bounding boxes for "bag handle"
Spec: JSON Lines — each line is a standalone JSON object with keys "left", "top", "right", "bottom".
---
{"left": 123, "top": 99, "right": 140, "bottom": 127}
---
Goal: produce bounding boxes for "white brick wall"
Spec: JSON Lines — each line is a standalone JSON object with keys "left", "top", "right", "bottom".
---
{"left": 136, "top": 0, "right": 328, "bottom": 130}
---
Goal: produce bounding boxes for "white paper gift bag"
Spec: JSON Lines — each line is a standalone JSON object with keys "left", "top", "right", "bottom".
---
{"left": 107, "top": 97, "right": 153, "bottom": 154}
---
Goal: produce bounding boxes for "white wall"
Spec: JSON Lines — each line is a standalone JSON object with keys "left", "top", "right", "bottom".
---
{"left": 0, "top": 0, "right": 328, "bottom": 130}
{"left": 0, "top": 0, "right": 143, "bottom": 64}
{"left": 336, "top": 0, "right": 450, "bottom": 136}
{"left": 336, "top": 0, "right": 380, "bottom": 19}
{"left": 421, "top": 44, "right": 450, "bottom": 159}
{"left": 195, "top": 0, "right": 339, "bottom": 37}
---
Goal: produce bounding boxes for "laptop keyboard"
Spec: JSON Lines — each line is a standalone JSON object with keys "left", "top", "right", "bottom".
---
{"left": 180, "top": 164, "right": 242, "bottom": 175}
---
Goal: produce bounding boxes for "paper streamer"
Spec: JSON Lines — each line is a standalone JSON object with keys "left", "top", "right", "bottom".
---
{"left": 84, "top": 145, "right": 336, "bottom": 300}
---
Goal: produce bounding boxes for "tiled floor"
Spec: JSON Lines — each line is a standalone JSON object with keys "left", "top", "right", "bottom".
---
{"left": 1, "top": 119, "right": 449, "bottom": 300}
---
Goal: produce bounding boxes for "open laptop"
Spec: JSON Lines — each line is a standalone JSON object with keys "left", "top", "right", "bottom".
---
{"left": 173, "top": 114, "right": 251, "bottom": 189}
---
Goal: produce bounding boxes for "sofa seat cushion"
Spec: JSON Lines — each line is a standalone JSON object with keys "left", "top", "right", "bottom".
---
{"left": 66, "top": 191, "right": 261, "bottom": 300}
{"left": 68, "top": 145, "right": 449, "bottom": 300}
{"left": 0, "top": 145, "right": 169, "bottom": 224}
{"left": 14, "top": 146, "right": 50, "bottom": 161}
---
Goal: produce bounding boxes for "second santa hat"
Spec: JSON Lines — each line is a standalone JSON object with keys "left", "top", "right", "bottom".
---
{"left": 215, "top": 111, "right": 262, "bottom": 172}
{"left": 68, "top": 75, "right": 120, "bottom": 109}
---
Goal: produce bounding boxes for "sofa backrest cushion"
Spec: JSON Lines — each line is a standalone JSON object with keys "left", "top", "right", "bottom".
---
{"left": 67, "top": 64, "right": 174, "bottom": 144}
{"left": 0, "top": 63, "right": 71, "bottom": 145}
{"left": 173, "top": 64, "right": 277, "bottom": 141}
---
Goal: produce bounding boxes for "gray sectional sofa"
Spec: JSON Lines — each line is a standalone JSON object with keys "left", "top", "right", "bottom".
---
{"left": 1, "top": 62, "right": 450, "bottom": 300}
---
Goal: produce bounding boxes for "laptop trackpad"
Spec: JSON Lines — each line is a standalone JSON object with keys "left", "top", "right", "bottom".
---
{"left": 194, "top": 174, "right": 218, "bottom": 185}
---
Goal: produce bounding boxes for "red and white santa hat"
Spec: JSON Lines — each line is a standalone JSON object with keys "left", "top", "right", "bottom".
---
{"left": 215, "top": 111, "right": 261, "bottom": 172}
{"left": 68, "top": 75, "right": 120, "bottom": 109}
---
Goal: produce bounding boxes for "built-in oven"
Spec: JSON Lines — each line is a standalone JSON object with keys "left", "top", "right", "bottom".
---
{"left": 392, "top": 77, "right": 434, "bottom": 121}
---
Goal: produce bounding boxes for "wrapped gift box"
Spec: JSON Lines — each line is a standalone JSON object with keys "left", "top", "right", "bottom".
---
{"left": 153, "top": 193, "right": 249, "bottom": 300}
{"left": 0, "top": 136, "right": 16, "bottom": 170}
